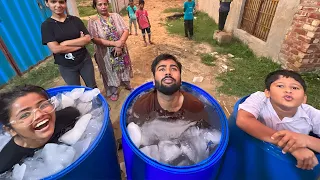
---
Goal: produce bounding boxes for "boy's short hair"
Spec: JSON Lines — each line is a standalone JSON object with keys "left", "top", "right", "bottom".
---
{"left": 151, "top": 54, "right": 182, "bottom": 76}
{"left": 265, "top": 69, "right": 307, "bottom": 92}
{"left": 139, "top": 0, "right": 144, "bottom": 5}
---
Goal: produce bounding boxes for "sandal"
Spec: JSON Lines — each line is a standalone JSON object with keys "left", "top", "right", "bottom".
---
{"left": 110, "top": 94, "right": 119, "bottom": 101}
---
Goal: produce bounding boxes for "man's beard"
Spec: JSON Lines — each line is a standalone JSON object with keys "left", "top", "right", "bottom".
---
{"left": 155, "top": 76, "right": 181, "bottom": 95}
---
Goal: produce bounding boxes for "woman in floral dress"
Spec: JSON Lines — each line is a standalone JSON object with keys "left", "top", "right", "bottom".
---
{"left": 88, "top": 0, "right": 133, "bottom": 101}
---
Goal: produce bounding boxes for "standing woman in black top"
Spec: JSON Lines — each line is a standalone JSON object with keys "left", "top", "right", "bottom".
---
{"left": 41, "top": 0, "right": 97, "bottom": 88}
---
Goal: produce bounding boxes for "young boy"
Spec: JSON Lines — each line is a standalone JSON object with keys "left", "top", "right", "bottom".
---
{"left": 237, "top": 70, "right": 320, "bottom": 170}
{"left": 126, "top": 0, "right": 138, "bottom": 35}
{"left": 136, "top": 0, "right": 153, "bottom": 46}
{"left": 184, "top": 0, "right": 195, "bottom": 40}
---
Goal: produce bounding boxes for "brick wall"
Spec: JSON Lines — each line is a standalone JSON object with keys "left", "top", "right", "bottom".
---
{"left": 279, "top": 0, "right": 320, "bottom": 71}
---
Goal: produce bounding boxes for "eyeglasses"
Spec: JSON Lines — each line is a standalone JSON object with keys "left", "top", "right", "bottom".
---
{"left": 9, "top": 99, "right": 56, "bottom": 127}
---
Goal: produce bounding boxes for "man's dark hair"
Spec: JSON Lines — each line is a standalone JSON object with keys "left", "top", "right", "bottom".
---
{"left": 151, "top": 54, "right": 182, "bottom": 76}
{"left": 0, "top": 85, "right": 49, "bottom": 127}
{"left": 139, "top": 0, "right": 145, "bottom": 5}
{"left": 265, "top": 69, "right": 307, "bottom": 92}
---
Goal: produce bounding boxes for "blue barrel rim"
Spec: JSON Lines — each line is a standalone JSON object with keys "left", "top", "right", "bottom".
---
{"left": 43, "top": 85, "right": 110, "bottom": 179}
{"left": 233, "top": 95, "right": 320, "bottom": 165}
{"left": 120, "top": 81, "right": 229, "bottom": 173}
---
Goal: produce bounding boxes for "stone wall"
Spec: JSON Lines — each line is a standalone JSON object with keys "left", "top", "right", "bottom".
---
{"left": 279, "top": 0, "right": 320, "bottom": 71}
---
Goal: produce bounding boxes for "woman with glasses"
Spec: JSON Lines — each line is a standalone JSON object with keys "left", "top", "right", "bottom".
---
{"left": 0, "top": 85, "right": 80, "bottom": 174}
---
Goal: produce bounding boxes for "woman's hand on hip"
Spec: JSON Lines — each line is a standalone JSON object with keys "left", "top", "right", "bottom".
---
{"left": 114, "top": 47, "right": 123, "bottom": 56}
{"left": 114, "top": 40, "right": 123, "bottom": 48}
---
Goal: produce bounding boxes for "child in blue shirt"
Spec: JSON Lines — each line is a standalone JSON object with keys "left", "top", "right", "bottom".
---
{"left": 126, "top": 0, "right": 138, "bottom": 35}
{"left": 184, "top": 0, "right": 195, "bottom": 40}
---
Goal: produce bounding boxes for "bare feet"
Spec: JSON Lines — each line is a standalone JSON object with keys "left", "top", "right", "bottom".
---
{"left": 143, "top": 42, "right": 147, "bottom": 47}
{"left": 149, "top": 41, "right": 154, "bottom": 45}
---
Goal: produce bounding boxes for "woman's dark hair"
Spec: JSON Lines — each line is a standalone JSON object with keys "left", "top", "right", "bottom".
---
{"left": 92, "top": 0, "right": 109, "bottom": 9}
{"left": 151, "top": 54, "right": 182, "bottom": 76}
{"left": 45, "top": 0, "right": 67, "bottom": 2}
{"left": 0, "top": 85, "right": 49, "bottom": 127}
{"left": 265, "top": 69, "right": 307, "bottom": 92}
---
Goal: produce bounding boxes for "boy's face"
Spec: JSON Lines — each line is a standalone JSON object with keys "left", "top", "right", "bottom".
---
{"left": 139, "top": 4, "right": 144, "bottom": 9}
{"left": 265, "top": 76, "right": 306, "bottom": 110}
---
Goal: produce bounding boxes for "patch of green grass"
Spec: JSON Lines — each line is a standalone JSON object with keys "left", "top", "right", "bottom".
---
{"left": 78, "top": 6, "right": 96, "bottom": 17}
{"left": 81, "top": 19, "right": 94, "bottom": 56}
{"left": 200, "top": 53, "right": 215, "bottom": 66}
{"left": 1, "top": 58, "right": 60, "bottom": 91}
{"left": 165, "top": 9, "right": 320, "bottom": 109}
{"left": 301, "top": 73, "right": 320, "bottom": 109}
{"left": 163, "top": 8, "right": 184, "bottom": 13}
{"left": 119, "top": 7, "right": 128, "bottom": 16}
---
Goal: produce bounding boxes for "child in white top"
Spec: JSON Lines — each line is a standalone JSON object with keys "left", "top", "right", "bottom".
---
{"left": 237, "top": 70, "right": 320, "bottom": 170}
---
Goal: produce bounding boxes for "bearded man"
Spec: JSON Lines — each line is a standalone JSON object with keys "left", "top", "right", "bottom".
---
{"left": 129, "top": 54, "right": 209, "bottom": 126}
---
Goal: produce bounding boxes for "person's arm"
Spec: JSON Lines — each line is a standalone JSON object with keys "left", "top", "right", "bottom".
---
{"left": 291, "top": 147, "right": 318, "bottom": 170}
{"left": 271, "top": 106, "right": 320, "bottom": 153}
{"left": 146, "top": 11, "right": 151, "bottom": 28}
{"left": 60, "top": 16, "right": 92, "bottom": 47}
{"left": 116, "top": 13, "right": 129, "bottom": 43}
{"left": 59, "top": 34, "right": 91, "bottom": 47}
{"left": 136, "top": 11, "right": 142, "bottom": 29}
{"left": 237, "top": 109, "right": 277, "bottom": 143}
{"left": 47, "top": 41, "right": 82, "bottom": 54}
{"left": 236, "top": 92, "right": 278, "bottom": 143}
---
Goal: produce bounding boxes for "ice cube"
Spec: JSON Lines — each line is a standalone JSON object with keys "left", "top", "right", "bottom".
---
{"left": 61, "top": 94, "right": 75, "bottom": 109}
{"left": 0, "top": 133, "right": 11, "bottom": 151}
{"left": 204, "top": 130, "right": 221, "bottom": 144}
{"left": 59, "top": 114, "right": 92, "bottom": 145}
{"left": 42, "top": 143, "right": 75, "bottom": 167}
{"left": 79, "top": 88, "right": 100, "bottom": 102}
{"left": 12, "top": 163, "right": 26, "bottom": 180}
{"left": 158, "top": 141, "right": 181, "bottom": 163}
{"left": 127, "top": 122, "right": 142, "bottom": 148}
{"left": 140, "top": 145, "right": 160, "bottom": 161}
{"left": 50, "top": 96, "right": 60, "bottom": 110}
{"left": 77, "top": 102, "right": 92, "bottom": 115}
{"left": 72, "top": 137, "right": 92, "bottom": 161}
{"left": 69, "top": 88, "right": 85, "bottom": 100}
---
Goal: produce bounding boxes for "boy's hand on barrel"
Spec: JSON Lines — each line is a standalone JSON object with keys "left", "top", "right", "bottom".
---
{"left": 271, "top": 130, "right": 309, "bottom": 153}
{"left": 291, "top": 148, "right": 318, "bottom": 170}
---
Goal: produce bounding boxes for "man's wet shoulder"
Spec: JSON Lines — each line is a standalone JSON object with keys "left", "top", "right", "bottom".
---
{"left": 132, "top": 91, "right": 156, "bottom": 114}
{"left": 181, "top": 91, "right": 205, "bottom": 112}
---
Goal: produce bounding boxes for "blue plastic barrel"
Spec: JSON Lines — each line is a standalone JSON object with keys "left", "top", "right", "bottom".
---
{"left": 43, "top": 86, "right": 121, "bottom": 180}
{"left": 120, "top": 82, "right": 229, "bottom": 180}
{"left": 217, "top": 96, "right": 320, "bottom": 180}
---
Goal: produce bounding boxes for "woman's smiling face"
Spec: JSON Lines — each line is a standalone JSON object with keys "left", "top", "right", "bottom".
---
{"left": 9, "top": 93, "right": 56, "bottom": 145}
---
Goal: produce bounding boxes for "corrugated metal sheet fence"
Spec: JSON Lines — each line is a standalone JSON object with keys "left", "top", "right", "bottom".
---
{"left": 0, "top": 0, "right": 52, "bottom": 86}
